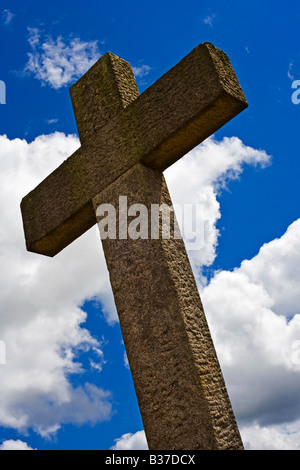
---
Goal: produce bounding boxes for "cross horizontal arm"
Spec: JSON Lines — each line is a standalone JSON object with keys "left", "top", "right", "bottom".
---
{"left": 21, "top": 42, "right": 247, "bottom": 257}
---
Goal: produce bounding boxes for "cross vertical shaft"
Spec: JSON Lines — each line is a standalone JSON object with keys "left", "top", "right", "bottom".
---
{"left": 93, "top": 164, "right": 243, "bottom": 450}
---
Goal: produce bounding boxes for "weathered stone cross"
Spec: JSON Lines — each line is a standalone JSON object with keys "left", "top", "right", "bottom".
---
{"left": 21, "top": 42, "right": 248, "bottom": 450}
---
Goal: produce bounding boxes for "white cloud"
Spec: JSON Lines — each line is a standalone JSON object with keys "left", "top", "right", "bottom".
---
{"left": 24, "top": 28, "right": 152, "bottom": 89}
{"left": 203, "top": 14, "right": 216, "bottom": 28}
{"left": 24, "top": 29, "right": 100, "bottom": 89}
{"left": 165, "top": 136, "right": 271, "bottom": 280}
{"left": 0, "top": 439, "right": 35, "bottom": 450}
{"left": 2, "top": 10, "right": 15, "bottom": 25}
{"left": 110, "top": 431, "right": 148, "bottom": 450}
{"left": 0, "top": 132, "right": 115, "bottom": 435}
{"left": 241, "top": 421, "right": 300, "bottom": 450}
{"left": 132, "top": 64, "right": 151, "bottom": 78}
{"left": 200, "top": 218, "right": 300, "bottom": 440}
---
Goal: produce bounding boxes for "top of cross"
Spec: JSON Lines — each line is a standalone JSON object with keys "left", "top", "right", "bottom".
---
{"left": 21, "top": 42, "right": 248, "bottom": 257}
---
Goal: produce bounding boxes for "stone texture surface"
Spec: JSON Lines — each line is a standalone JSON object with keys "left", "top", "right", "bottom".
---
{"left": 93, "top": 163, "right": 243, "bottom": 450}
{"left": 21, "top": 42, "right": 248, "bottom": 257}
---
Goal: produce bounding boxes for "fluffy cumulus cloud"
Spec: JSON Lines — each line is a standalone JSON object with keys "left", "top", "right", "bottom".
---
{"left": 200, "top": 219, "right": 300, "bottom": 449}
{"left": 132, "top": 64, "right": 152, "bottom": 78}
{"left": 165, "top": 136, "right": 270, "bottom": 280}
{"left": 24, "top": 29, "right": 151, "bottom": 89}
{"left": 241, "top": 421, "right": 300, "bottom": 451}
{"left": 110, "top": 431, "right": 148, "bottom": 450}
{"left": 0, "top": 132, "right": 115, "bottom": 436}
{"left": 24, "top": 29, "right": 100, "bottom": 89}
{"left": 0, "top": 439, "right": 35, "bottom": 450}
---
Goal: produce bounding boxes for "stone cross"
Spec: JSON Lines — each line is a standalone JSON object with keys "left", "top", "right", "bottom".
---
{"left": 21, "top": 42, "right": 248, "bottom": 450}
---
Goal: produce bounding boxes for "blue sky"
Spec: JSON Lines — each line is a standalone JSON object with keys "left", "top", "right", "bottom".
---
{"left": 0, "top": 0, "right": 300, "bottom": 450}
